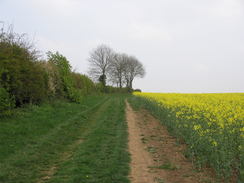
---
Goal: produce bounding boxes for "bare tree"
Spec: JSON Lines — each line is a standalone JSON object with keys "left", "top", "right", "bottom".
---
{"left": 124, "top": 56, "right": 145, "bottom": 90}
{"left": 88, "top": 44, "right": 146, "bottom": 90}
{"left": 88, "top": 44, "right": 114, "bottom": 86}
{"left": 108, "top": 53, "right": 127, "bottom": 88}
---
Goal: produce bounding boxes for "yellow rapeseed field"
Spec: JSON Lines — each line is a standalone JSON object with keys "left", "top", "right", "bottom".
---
{"left": 132, "top": 92, "right": 244, "bottom": 180}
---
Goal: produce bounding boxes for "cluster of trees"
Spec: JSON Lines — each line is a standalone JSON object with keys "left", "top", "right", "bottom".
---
{"left": 88, "top": 44, "right": 145, "bottom": 91}
{"left": 0, "top": 27, "right": 96, "bottom": 116}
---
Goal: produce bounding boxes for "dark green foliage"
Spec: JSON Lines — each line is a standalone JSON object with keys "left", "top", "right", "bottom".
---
{"left": 105, "top": 85, "right": 130, "bottom": 93}
{"left": 46, "top": 51, "right": 86, "bottom": 103}
{"left": 71, "top": 73, "right": 96, "bottom": 95}
{"left": 99, "top": 74, "right": 106, "bottom": 87}
{"left": 0, "top": 87, "right": 15, "bottom": 116}
{"left": 133, "top": 88, "right": 142, "bottom": 92}
{"left": 0, "top": 29, "right": 48, "bottom": 106}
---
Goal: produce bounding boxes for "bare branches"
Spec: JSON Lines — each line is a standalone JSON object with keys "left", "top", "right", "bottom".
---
{"left": 124, "top": 55, "right": 145, "bottom": 89}
{"left": 108, "top": 53, "right": 127, "bottom": 88}
{"left": 0, "top": 24, "right": 40, "bottom": 61}
{"left": 88, "top": 44, "right": 114, "bottom": 86}
{"left": 88, "top": 44, "right": 145, "bottom": 90}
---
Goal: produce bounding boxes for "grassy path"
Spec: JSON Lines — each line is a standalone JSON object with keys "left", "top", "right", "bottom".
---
{"left": 0, "top": 95, "right": 130, "bottom": 183}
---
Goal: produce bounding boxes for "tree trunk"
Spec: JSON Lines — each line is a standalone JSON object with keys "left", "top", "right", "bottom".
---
{"left": 119, "top": 77, "right": 122, "bottom": 88}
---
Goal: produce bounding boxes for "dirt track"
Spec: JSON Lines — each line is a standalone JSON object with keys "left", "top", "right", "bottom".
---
{"left": 126, "top": 101, "right": 216, "bottom": 183}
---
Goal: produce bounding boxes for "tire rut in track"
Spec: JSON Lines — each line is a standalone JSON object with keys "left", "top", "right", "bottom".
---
{"left": 37, "top": 98, "right": 111, "bottom": 183}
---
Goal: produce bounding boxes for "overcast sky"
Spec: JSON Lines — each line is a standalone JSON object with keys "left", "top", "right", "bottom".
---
{"left": 1, "top": 0, "right": 244, "bottom": 93}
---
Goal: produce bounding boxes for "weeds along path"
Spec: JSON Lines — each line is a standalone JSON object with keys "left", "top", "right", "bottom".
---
{"left": 0, "top": 96, "right": 129, "bottom": 183}
{"left": 126, "top": 101, "right": 216, "bottom": 183}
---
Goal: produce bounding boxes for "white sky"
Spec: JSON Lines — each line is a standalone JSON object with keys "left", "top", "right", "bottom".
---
{"left": 1, "top": 0, "right": 244, "bottom": 93}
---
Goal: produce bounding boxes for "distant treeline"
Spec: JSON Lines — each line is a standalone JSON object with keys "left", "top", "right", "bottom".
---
{"left": 0, "top": 27, "right": 136, "bottom": 116}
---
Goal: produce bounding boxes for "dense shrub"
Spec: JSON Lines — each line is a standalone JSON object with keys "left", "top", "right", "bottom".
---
{"left": 105, "top": 86, "right": 130, "bottom": 93}
{"left": 0, "top": 29, "right": 48, "bottom": 106}
{"left": 133, "top": 89, "right": 142, "bottom": 92}
{"left": 0, "top": 87, "right": 15, "bottom": 116}
{"left": 47, "top": 52, "right": 85, "bottom": 103}
{"left": 71, "top": 73, "right": 96, "bottom": 95}
{"left": 39, "top": 61, "right": 63, "bottom": 98}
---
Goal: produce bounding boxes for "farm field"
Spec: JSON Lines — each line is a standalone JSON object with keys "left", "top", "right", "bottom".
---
{"left": 131, "top": 92, "right": 244, "bottom": 182}
{"left": 0, "top": 95, "right": 130, "bottom": 183}
{"left": 2, "top": 1, "right": 244, "bottom": 182}
{"left": 0, "top": 94, "right": 243, "bottom": 183}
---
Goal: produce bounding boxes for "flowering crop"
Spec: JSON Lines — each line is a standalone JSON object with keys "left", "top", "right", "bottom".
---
{"left": 132, "top": 92, "right": 244, "bottom": 181}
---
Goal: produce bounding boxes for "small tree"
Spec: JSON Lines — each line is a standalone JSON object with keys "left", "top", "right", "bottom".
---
{"left": 47, "top": 51, "right": 72, "bottom": 95}
{"left": 88, "top": 44, "right": 114, "bottom": 87}
{"left": 47, "top": 51, "right": 82, "bottom": 102}
{"left": 124, "top": 56, "right": 145, "bottom": 90}
{"left": 108, "top": 53, "right": 127, "bottom": 88}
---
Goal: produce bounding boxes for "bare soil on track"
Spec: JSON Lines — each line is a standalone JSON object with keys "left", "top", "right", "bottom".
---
{"left": 126, "top": 101, "right": 216, "bottom": 183}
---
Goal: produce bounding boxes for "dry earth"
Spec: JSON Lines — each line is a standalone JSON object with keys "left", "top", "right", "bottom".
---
{"left": 126, "top": 101, "right": 216, "bottom": 183}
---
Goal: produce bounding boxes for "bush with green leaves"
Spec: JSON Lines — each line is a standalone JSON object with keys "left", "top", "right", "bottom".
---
{"left": 0, "top": 28, "right": 48, "bottom": 106}
{"left": 71, "top": 73, "right": 96, "bottom": 95}
{"left": 47, "top": 51, "right": 85, "bottom": 103}
{"left": 0, "top": 87, "right": 15, "bottom": 116}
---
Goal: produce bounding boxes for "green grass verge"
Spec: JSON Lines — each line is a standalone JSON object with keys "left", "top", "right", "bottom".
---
{"left": 0, "top": 95, "right": 130, "bottom": 183}
{"left": 47, "top": 96, "right": 130, "bottom": 183}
